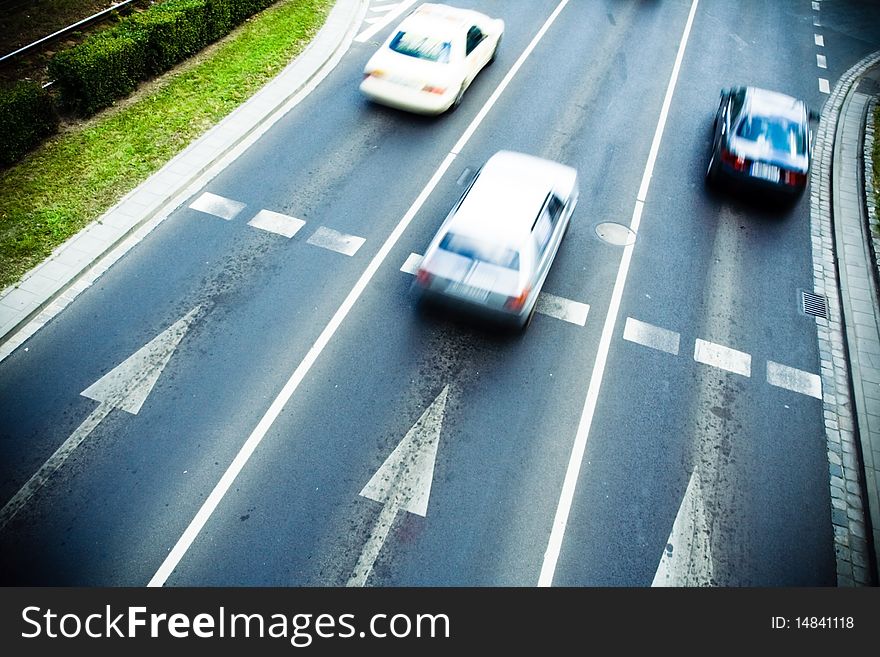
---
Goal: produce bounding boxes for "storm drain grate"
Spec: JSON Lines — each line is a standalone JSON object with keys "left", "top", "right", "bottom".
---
{"left": 802, "top": 291, "right": 828, "bottom": 318}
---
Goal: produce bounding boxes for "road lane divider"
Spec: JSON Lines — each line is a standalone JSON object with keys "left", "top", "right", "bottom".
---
{"left": 148, "top": 0, "right": 573, "bottom": 587}
{"left": 538, "top": 0, "right": 701, "bottom": 587}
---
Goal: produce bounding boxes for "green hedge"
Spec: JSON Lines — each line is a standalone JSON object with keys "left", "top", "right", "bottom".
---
{"left": 49, "top": 24, "right": 150, "bottom": 116}
{"left": 48, "top": 0, "right": 278, "bottom": 117}
{"left": 132, "top": 0, "right": 209, "bottom": 76}
{"left": 0, "top": 81, "right": 59, "bottom": 167}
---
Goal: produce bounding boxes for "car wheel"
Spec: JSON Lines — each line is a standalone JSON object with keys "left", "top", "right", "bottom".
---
{"left": 521, "top": 304, "right": 537, "bottom": 332}
{"left": 489, "top": 36, "right": 501, "bottom": 64}
{"left": 705, "top": 153, "right": 720, "bottom": 187}
{"left": 449, "top": 83, "right": 466, "bottom": 112}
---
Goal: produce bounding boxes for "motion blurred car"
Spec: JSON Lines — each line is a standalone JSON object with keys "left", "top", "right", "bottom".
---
{"left": 360, "top": 3, "right": 504, "bottom": 115}
{"left": 706, "top": 86, "right": 819, "bottom": 196}
{"left": 413, "top": 150, "right": 579, "bottom": 330}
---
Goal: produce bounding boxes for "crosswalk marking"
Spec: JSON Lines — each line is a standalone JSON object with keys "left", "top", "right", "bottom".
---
{"left": 623, "top": 317, "right": 680, "bottom": 355}
{"left": 187, "top": 196, "right": 825, "bottom": 401}
{"left": 767, "top": 361, "right": 823, "bottom": 399}
{"left": 694, "top": 339, "right": 751, "bottom": 377}
{"left": 306, "top": 227, "right": 366, "bottom": 256}
{"left": 189, "top": 192, "right": 246, "bottom": 221}
{"left": 247, "top": 210, "right": 305, "bottom": 238}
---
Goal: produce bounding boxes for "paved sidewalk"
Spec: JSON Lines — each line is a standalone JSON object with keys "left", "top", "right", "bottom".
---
{"left": 0, "top": 0, "right": 366, "bottom": 362}
{"left": 812, "top": 50, "right": 880, "bottom": 586}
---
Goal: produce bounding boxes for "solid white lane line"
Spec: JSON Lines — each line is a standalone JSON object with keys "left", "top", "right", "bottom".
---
{"left": 307, "top": 227, "right": 366, "bottom": 256}
{"left": 354, "top": 0, "right": 415, "bottom": 43}
{"left": 149, "top": 1, "right": 570, "bottom": 588}
{"left": 819, "top": 78, "right": 830, "bottom": 94}
{"left": 623, "top": 317, "right": 680, "bottom": 355}
{"left": 247, "top": 209, "right": 305, "bottom": 238}
{"left": 535, "top": 294, "right": 589, "bottom": 326}
{"left": 817, "top": 54, "right": 827, "bottom": 69}
{"left": 814, "top": 34, "right": 824, "bottom": 47}
{"left": 538, "top": 0, "right": 701, "bottom": 587}
{"left": 189, "top": 192, "right": 246, "bottom": 221}
{"left": 694, "top": 339, "right": 751, "bottom": 377}
{"left": 767, "top": 361, "right": 822, "bottom": 399}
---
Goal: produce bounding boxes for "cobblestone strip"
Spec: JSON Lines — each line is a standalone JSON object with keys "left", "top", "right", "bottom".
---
{"left": 868, "top": 96, "right": 878, "bottom": 277}
{"left": 810, "top": 51, "right": 880, "bottom": 586}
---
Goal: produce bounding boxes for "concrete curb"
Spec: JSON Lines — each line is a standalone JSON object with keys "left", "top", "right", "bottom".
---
{"left": 0, "top": 0, "right": 367, "bottom": 363}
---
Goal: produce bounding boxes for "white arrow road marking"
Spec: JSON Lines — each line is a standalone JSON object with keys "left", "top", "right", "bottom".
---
{"left": 652, "top": 470, "right": 714, "bottom": 586}
{"left": 347, "top": 384, "right": 449, "bottom": 587}
{"left": 0, "top": 306, "right": 200, "bottom": 531}
{"left": 539, "top": 0, "right": 699, "bottom": 586}
{"left": 149, "top": 2, "right": 565, "bottom": 587}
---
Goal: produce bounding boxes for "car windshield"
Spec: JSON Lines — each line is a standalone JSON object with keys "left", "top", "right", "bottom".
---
{"left": 389, "top": 31, "right": 451, "bottom": 63}
{"left": 735, "top": 114, "right": 806, "bottom": 157}
{"left": 439, "top": 233, "right": 520, "bottom": 270}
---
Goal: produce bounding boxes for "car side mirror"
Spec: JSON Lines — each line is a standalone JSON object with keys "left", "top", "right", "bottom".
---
{"left": 809, "top": 108, "right": 820, "bottom": 122}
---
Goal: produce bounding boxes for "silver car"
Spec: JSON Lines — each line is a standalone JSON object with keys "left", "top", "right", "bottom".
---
{"left": 413, "top": 150, "right": 579, "bottom": 330}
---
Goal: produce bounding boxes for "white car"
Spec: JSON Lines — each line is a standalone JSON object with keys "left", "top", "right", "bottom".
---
{"left": 360, "top": 3, "right": 504, "bottom": 115}
{"left": 413, "top": 151, "right": 579, "bottom": 330}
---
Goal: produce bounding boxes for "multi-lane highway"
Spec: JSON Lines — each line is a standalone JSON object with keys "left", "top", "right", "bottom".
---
{"left": 2, "top": 0, "right": 879, "bottom": 586}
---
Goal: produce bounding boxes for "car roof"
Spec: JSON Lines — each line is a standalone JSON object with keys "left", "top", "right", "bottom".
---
{"left": 444, "top": 151, "right": 577, "bottom": 247}
{"left": 398, "top": 3, "right": 483, "bottom": 40}
{"left": 744, "top": 86, "right": 806, "bottom": 122}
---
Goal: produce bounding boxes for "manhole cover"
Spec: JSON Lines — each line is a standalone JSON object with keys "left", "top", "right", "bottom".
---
{"left": 595, "top": 222, "right": 636, "bottom": 246}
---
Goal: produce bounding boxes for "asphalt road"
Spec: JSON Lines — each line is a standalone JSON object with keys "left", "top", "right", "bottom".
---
{"left": 1, "top": 0, "right": 879, "bottom": 586}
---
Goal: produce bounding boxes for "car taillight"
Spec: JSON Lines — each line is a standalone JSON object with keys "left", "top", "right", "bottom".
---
{"left": 720, "top": 148, "right": 748, "bottom": 171}
{"left": 415, "top": 269, "right": 433, "bottom": 287}
{"left": 782, "top": 170, "right": 807, "bottom": 186}
{"left": 504, "top": 287, "right": 531, "bottom": 311}
{"left": 422, "top": 84, "right": 446, "bottom": 94}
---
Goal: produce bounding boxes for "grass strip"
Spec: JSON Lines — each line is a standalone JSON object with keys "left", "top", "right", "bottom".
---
{"left": 0, "top": 0, "right": 332, "bottom": 291}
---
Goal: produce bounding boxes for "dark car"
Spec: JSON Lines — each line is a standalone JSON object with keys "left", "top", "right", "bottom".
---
{"left": 706, "top": 86, "right": 819, "bottom": 196}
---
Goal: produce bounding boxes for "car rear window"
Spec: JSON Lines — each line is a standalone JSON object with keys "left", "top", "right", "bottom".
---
{"left": 389, "top": 31, "right": 452, "bottom": 63}
{"left": 735, "top": 115, "right": 806, "bottom": 156}
{"left": 439, "top": 233, "right": 520, "bottom": 270}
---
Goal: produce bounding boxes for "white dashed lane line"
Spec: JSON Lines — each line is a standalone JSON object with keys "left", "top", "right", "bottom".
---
{"left": 187, "top": 192, "right": 365, "bottom": 255}
{"left": 626, "top": 317, "right": 821, "bottom": 398}
{"left": 400, "top": 252, "right": 422, "bottom": 275}
{"left": 623, "top": 317, "right": 680, "bottom": 355}
{"left": 694, "top": 338, "right": 752, "bottom": 377}
{"left": 767, "top": 360, "right": 823, "bottom": 399}
{"left": 247, "top": 210, "right": 305, "bottom": 238}
{"left": 535, "top": 293, "right": 589, "bottom": 326}
{"left": 306, "top": 227, "right": 366, "bottom": 256}
{"left": 189, "top": 192, "right": 246, "bottom": 221}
